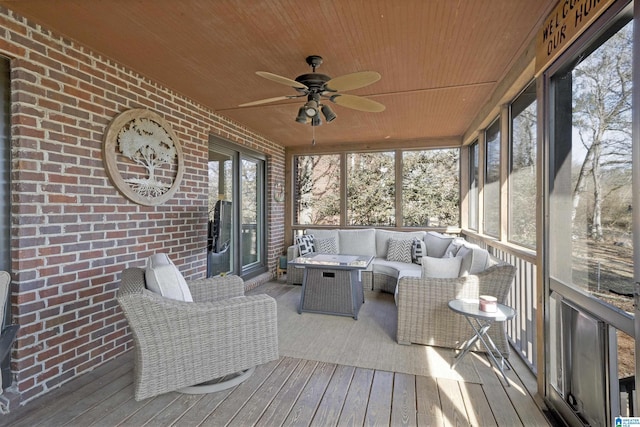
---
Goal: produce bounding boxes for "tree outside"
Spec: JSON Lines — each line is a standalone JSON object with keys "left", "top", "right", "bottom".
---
{"left": 570, "top": 21, "right": 633, "bottom": 302}
{"left": 347, "top": 152, "right": 396, "bottom": 226}
{"left": 402, "top": 149, "right": 459, "bottom": 227}
{"left": 294, "top": 149, "right": 460, "bottom": 228}
{"left": 509, "top": 87, "right": 537, "bottom": 249}
{"left": 294, "top": 154, "right": 340, "bottom": 225}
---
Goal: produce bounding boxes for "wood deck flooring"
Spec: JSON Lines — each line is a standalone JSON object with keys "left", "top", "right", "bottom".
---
{"left": 0, "top": 282, "right": 555, "bottom": 427}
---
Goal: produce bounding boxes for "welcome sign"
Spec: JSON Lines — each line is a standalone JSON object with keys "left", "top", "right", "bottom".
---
{"left": 536, "top": 0, "right": 617, "bottom": 74}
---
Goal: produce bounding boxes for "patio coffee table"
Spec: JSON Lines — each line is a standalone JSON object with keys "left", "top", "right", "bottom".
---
{"left": 290, "top": 254, "right": 373, "bottom": 320}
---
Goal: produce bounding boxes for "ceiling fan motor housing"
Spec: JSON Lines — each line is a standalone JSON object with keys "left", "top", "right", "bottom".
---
{"left": 294, "top": 73, "right": 331, "bottom": 93}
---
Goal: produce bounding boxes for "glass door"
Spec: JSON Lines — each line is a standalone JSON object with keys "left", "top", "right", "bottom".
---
{"left": 240, "top": 157, "right": 263, "bottom": 271}
{"left": 208, "top": 150, "right": 233, "bottom": 276}
{"left": 545, "top": 5, "right": 635, "bottom": 424}
{"left": 208, "top": 137, "right": 266, "bottom": 278}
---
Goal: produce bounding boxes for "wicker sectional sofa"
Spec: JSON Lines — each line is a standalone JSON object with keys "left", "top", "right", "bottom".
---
{"left": 286, "top": 228, "right": 516, "bottom": 356}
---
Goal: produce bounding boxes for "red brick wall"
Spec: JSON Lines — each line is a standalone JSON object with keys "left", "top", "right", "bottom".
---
{"left": 0, "top": 7, "right": 286, "bottom": 405}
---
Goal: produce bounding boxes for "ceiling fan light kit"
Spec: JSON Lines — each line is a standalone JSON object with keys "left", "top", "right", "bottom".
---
{"left": 240, "top": 55, "right": 384, "bottom": 128}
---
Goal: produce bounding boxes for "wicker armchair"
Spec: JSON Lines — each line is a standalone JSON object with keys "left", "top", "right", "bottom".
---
{"left": 396, "top": 262, "right": 516, "bottom": 357}
{"left": 117, "top": 268, "right": 278, "bottom": 401}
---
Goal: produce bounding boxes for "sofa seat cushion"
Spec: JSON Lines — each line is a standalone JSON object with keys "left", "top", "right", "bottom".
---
{"left": 372, "top": 258, "right": 422, "bottom": 278}
{"left": 145, "top": 253, "right": 194, "bottom": 302}
{"left": 393, "top": 269, "right": 424, "bottom": 305}
{"left": 338, "top": 229, "right": 376, "bottom": 256}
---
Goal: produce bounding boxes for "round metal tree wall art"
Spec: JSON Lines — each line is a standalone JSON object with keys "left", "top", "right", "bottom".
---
{"left": 103, "top": 109, "right": 184, "bottom": 206}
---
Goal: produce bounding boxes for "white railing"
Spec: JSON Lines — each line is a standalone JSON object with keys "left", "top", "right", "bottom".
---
{"left": 462, "top": 232, "right": 538, "bottom": 373}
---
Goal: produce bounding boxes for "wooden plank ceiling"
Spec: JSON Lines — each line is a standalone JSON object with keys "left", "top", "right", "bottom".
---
{"left": 0, "top": 0, "right": 557, "bottom": 148}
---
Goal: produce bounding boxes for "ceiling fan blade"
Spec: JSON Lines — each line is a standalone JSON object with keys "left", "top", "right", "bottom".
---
{"left": 325, "top": 71, "right": 381, "bottom": 92}
{"left": 330, "top": 94, "right": 385, "bottom": 112}
{"left": 239, "top": 95, "right": 292, "bottom": 107}
{"left": 256, "top": 71, "right": 308, "bottom": 89}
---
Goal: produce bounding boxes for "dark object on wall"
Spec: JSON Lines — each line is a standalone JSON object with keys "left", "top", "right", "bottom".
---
{"left": 208, "top": 200, "right": 232, "bottom": 277}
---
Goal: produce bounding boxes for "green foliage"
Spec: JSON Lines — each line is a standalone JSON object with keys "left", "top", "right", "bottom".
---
{"left": 347, "top": 152, "right": 396, "bottom": 226}
{"left": 402, "top": 149, "right": 459, "bottom": 227}
{"left": 294, "top": 149, "right": 460, "bottom": 228}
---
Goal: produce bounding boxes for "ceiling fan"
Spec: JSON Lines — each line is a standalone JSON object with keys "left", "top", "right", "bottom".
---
{"left": 239, "top": 55, "right": 385, "bottom": 126}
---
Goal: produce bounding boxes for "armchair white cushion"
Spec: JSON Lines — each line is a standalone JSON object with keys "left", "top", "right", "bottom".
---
{"left": 144, "top": 253, "right": 193, "bottom": 302}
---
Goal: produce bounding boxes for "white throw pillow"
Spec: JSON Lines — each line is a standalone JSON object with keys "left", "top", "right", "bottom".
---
{"left": 145, "top": 253, "right": 193, "bottom": 302}
{"left": 421, "top": 255, "right": 463, "bottom": 278}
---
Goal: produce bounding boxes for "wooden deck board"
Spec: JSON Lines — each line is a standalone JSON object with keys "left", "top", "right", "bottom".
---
{"left": 228, "top": 357, "right": 301, "bottom": 427}
{"left": 143, "top": 393, "right": 204, "bottom": 426}
{"left": 416, "top": 375, "right": 444, "bottom": 426}
{"left": 117, "top": 392, "right": 180, "bottom": 426}
{"left": 6, "top": 351, "right": 134, "bottom": 427}
{"left": 473, "top": 353, "right": 524, "bottom": 426}
{"left": 337, "top": 367, "right": 374, "bottom": 427}
{"left": 90, "top": 391, "right": 152, "bottom": 427}
{"left": 283, "top": 362, "right": 336, "bottom": 426}
{"left": 64, "top": 382, "right": 136, "bottom": 426}
{"left": 42, "top": 370, "right": 134, "bottom": 426}
{"left": 437, "top": 378, "right": 470, "bottom": 426}
{"left": 460, "top": 382, "right": 497, "bottom": 427}
{"left": 2, "top": 350, "right": 551, "bottom": 427}
{"left": 254, "top": 359, "right": 318, "bottom": 427}
{"left": 171, "top": 386, "right": 233, "bottom": 426}
{"left": 201, "top": 357, "right": 281, "bottom": 425}
{"left": 311, "top": 364, "right": 355, "bottom": 427}
{"left": 391, "top": 372, "right": 417, "bottom": 426}
{"left": 502, "top": 359, "right": 551, "bottom": 426}
{"left": 364, "top": 370, "right": 393, "bottom": 426}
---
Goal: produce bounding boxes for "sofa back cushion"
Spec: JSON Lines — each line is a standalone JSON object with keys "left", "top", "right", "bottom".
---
{"left": 424, "top": 231, "right": 455, "bottom": 258}
{"left": 338, "top": 229, "right": 376, "bottom": 256}
{"left": 375, "top": 230, "right": 425, "bottom": 258}
{"left": 145, "top": 253, "right": 193, "bottom": 302}
{"left": 457, "top": 243, "right": 491, "bottom": 275}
